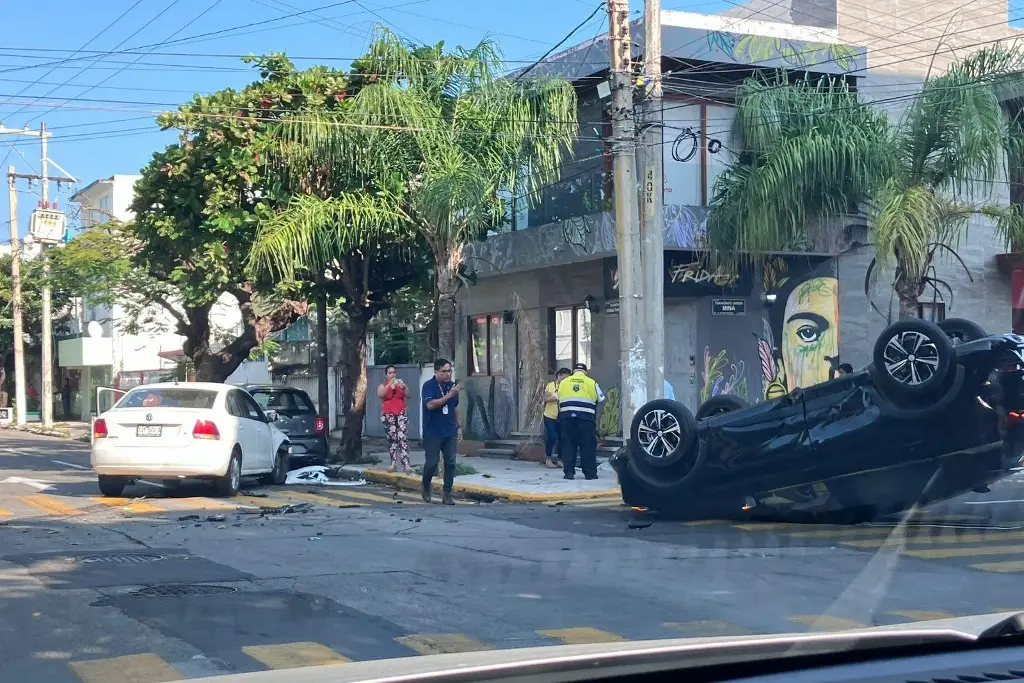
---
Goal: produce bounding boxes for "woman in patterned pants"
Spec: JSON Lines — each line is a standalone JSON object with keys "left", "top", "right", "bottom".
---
{"left": 377, "top": 365, "right": 411, "bottom": 473}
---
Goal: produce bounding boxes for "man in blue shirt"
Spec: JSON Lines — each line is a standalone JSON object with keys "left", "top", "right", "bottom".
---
{"left": 421, "top": 357, "right": 462, "bottom": 504}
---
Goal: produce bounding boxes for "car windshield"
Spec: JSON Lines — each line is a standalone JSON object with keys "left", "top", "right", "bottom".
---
{"left": 115, "top": 388, "right": 218, "bottom": 410}
{"left": 248, "top": 389, "right": 316, "bottom": 415}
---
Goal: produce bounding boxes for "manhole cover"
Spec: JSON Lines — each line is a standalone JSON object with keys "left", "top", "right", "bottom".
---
{"left": 78, "top": 553, "right": 165, "bottom": 564}
{"left": 132, "top": 584, "right": 238, "bottom": 597}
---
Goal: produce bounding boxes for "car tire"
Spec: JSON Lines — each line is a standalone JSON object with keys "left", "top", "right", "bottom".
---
{"left": 97, "top": 475, "right": 125, "bottom": 497}
{"left": 216, "top": 452, "right": 242, "bottom": 498}
{"left": 872, "top": 318, "right": 954, "bottom": 400}
{"left": 695, "top": 395, "right": 750, "bottom": 420}
{"left": 937, "top": 318, "right": 987, "bottom": 346}
{"left": 262, "top": 448, "right": 288, "bottom": 486}
{"left": 628, "top": 398, "right": 698, "bottom": 469}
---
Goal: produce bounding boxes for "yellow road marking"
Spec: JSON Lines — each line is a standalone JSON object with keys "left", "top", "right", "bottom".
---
{"left": 19, "top": 494, "right": 84, "bottom": 517}
{"left": 663, "top": 620, "right": 752, "bottom": 636}
{"left": 89, "top": 497, "right": 167, "bottom": 514}
{"left": 233, "top": 495, "right": 289, "bottom": 509}
{"left": 396, "top": 634, "right": 495, "bottom": 655}
{"left": 157, "top": 497, "right": 238, "bottom": 511}
{"left": 843, "top": 530, "right": 1024, "bottom": 548}
{"left": 971, "top": 561, "right": 1024, "bottom": 573}
{"left": 684, "top": 519, "right": 727, "bottom": 526}
{"left": 888, "top": 610, "right": 956, "bottom": 621}
{"left": 788, "top": 615, "right": 869, "bottom": 632}
{"left": 568, "top": 497, "right": 624, "bottom": 507}
{"left": 69, "top": 653, "right": 182, "bottom": 683}
{"left": 0, "top": 507, "right": 12, "bottom": 516}
{"left": 537, "top": 627, "right": 627, "bottom": 644}
{"left": 901, "top": 545, "right": 1024, "bottom": 559}
{"left": 242, "top": 642, "right": 350, "bottom": 669}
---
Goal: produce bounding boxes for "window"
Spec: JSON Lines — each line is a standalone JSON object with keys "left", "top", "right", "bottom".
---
{"left": 468, "top": 314, "right": 504, "bottom": 375}
{"left": 549, "top": 305, "right": 592, "bottom": 372}
{"left": 116, "top": 388, "right": 218, "bottom": 409}
{"left": 248, "top": 389, "right": 316, "bottom": 416}
{"left": 917, "top": 302, "right": 946, "bottom": 323}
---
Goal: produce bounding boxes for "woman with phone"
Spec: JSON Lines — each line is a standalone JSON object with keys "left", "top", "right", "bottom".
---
{"left": 377, "top": 365, "right": 411, "bottom": 473}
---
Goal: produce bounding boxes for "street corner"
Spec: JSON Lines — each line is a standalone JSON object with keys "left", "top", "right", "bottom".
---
{"left": 356, "top": 466, "right": 621, "bottom": 504}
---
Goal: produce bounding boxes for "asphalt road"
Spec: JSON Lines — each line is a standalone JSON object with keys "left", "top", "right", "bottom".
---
{"left": 3, "top": 430, "right": 1024, "bottom": 683}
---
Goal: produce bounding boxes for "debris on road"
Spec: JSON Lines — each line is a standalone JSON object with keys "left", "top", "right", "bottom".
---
{"left": 285, "top": 465, "right": 367, "bottom": 487}
{"left": 206, "top": 515, "right": 226, "bottom": 523}
{"left": 627, "top": 519, "right": 653, "bottom": 530}
{"left": 178, "top": 514, "right": 201, "bottom": 521}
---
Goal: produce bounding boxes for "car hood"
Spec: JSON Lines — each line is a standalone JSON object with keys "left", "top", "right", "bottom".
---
{"left": 188, "top": 611, "right": 1021, "bottom": 683}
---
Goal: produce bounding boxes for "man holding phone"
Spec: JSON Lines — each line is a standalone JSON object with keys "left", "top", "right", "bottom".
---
{"left": 421, "top": 358, "right": 463, "bottom": 504}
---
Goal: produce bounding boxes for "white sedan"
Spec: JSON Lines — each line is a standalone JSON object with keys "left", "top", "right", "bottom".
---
{"left": 90, "top": 382, "right": 292, "bottom": 497}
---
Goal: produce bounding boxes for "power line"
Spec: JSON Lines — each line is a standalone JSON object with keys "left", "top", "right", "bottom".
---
{"left": 517, "top": 2, "right": 606, "bottom": 81}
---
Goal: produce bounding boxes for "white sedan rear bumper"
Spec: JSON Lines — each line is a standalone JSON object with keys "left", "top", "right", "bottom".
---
{"left": 91, "top": 440, "right": 231, "bottom": 478}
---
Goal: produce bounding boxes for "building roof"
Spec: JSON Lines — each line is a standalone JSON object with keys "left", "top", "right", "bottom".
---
{"left": 69, "top": 174, "right": 141, "bottom": 204}
{"left": 506, "top": 9, "right": 865, "bottom": 83}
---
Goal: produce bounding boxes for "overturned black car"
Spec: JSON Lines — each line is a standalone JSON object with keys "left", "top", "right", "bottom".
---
{"left": 612, "top": 318, "right": 1024, "bottom": 522}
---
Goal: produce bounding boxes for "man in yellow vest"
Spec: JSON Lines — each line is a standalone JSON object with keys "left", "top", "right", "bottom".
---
{"left": 557, "top": 362, "right": 605, "bottom": 480}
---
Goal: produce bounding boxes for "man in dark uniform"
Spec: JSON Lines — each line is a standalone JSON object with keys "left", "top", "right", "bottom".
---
{"left": 556, "top": 362, "right": 604, "bottom": 480}
{"left": 421, "top": 358, "right": 463, "bottom": 504}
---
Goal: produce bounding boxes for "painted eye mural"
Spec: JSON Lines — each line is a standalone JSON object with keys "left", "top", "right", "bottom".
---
{"left": 755, "top": 259, "right": 840, "bottom": 399}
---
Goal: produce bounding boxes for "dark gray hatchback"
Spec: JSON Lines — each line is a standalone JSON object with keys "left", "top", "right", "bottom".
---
{"left": 240, "top": 385, "right": 330, "bottom": 465}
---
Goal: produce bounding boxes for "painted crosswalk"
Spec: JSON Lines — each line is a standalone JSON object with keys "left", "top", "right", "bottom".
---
{"left": 0, "top": 483, "right": 435, "bottom": 522}
{"left": 62, "top": 610, "right": 1023, "bottom": 682}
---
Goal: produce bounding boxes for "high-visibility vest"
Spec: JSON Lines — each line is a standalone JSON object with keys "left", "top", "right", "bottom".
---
{"left": 557, "top": 371, "right": 599, "bottom": 421}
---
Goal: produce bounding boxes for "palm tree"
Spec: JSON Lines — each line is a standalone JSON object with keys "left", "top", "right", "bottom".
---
{"left": 255, "top": 28, "right": 579, "bottom": 361}
{"left": 708, "top": 46, "right": 1024, "bottom": 319}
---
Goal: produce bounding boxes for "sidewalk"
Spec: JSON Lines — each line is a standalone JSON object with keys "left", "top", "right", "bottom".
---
{"left": 346, "top": 449, "right": 622, "bottom": 504}
{"left": 2, "top": 421, "right": 91, "bottom": 442}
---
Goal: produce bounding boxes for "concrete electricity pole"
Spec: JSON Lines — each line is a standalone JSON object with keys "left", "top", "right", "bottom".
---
{"left": 2, "top": 122, "right": 73, "bottom": 428}
{"left": 640, "top": 0, "right": 665, "bottom": 400}
{"left": 39, "top": 121, "right": 53, "bottom": 428}
{"left": 7, "top": 166, "right": 26, "bottom": 425}
{"left": 608, "top": 0, "right": 648, "bottom": 432}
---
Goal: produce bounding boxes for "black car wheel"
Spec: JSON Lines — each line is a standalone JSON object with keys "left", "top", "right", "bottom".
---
{"left": 937, "top": 318, "right": 987, "bottom": 346}
{"left": 629, "top": 398, "right": 698, "bottom": 468}
{"left": 695, "top": 395, "right": 750, "bottom": 420}
{"left": 872, "top": 318, "right": 954, "bottom": 399}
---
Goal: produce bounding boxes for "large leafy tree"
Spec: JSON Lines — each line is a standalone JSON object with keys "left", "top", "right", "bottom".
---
{"left": 129, "top": 54, "right": 331, "bottom": 382}
{"left": 256, "top": 28, "right": 579, "bottom": 361}
{"left": 708, "top": 47, "right": 1024, "bottom": 319}
{"left": 247, "top": 51, "right": 430, "bottom": 461}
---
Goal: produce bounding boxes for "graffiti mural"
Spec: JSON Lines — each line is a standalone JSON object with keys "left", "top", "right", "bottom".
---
{"left": 700, "top": 347, "right": 749, "bottom": 403}
{"left": 754, "top": 260, "right": 840, "bottom": 399}
{"left": 705, "top": 31, "right": 858, "bottom": 71}
{"left": 597, "top": 385, "right": 622, "bottom": 439}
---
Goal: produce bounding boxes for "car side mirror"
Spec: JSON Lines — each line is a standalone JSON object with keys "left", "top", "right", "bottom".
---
{"left": 266, "top": 410, "right": 279, "bottom": 422}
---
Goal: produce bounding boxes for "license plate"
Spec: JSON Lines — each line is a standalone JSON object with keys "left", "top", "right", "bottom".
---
{"left": 136, "top": 425, "right": 162, "bottom": 437}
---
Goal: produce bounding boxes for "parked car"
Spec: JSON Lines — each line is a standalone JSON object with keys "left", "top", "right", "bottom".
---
{"left": 612, "top": 318, "right": 1024, "bottom": 522}
{"left": 90, "top": 382, "right": 291, "bottom": 497}
{"left": 239, "top": 384, "right": 329, "bottom": 466}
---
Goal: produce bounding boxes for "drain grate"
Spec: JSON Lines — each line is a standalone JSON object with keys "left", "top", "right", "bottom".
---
{"left": 132, "top": 584, "right": 238, "bottom": 597}
{"left": 77, "top": 553, "right": 165, "bottom": 565}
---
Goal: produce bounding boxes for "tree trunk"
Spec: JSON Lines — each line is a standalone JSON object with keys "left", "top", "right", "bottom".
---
{"left": 436, "top": 294, "right": 457, "bottom": 362}
{"left": 314, "top": 287, "right": 331, "bottom": 430}
{"left": 337, "top": 308, "right": 370, "bottom": 463}
{"left": 894, "top": 275, "right": 921, "bottom": 321}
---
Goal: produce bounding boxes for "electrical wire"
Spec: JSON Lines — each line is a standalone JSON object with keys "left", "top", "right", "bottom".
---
{"left": 516, "top": 2, "right": 607, "bottom": 81}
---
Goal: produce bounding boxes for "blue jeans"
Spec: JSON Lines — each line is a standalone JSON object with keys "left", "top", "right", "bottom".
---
{"left": 544, "top": 417, "right": 560, "bottom": 460}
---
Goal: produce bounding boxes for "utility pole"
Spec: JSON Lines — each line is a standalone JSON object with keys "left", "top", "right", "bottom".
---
{"left": 7, "top": 167, "right": 26, "bottom": 426}
{"left": 39, "top": 121, "right": 53, "bottom": 428}
{"left": 2, "top": 122, "right": 73, "bottom": 428}
{"left": 608, "top": 0, "right": 647, "bottom": 432}
{"left": 640, "top": 0, "right": 665, "bottom": 401}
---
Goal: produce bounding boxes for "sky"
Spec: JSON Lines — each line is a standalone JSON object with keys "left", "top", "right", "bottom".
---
{"left": 2, "top": 0, "right": 1023, "bottom": 240}
{"left": 0, "top": 0, "right": 738, "bottom": 240}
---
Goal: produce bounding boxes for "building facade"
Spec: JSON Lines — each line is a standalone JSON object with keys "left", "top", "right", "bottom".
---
{"left": 456, "top": 6, "right": 1023, "bottom": 442}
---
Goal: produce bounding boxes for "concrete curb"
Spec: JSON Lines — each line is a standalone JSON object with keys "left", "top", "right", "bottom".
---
{"left": 358, "top": 468, "right": 621, "bottom": 504}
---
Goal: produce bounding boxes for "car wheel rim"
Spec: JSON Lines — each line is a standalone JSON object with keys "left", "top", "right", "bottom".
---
{"left": 635, "top": 409, "right": 682, "bottom": 459}
{"left": 883, "top": 330, "right": 940, "bottom": 385}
